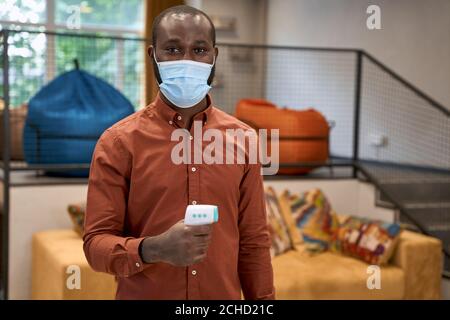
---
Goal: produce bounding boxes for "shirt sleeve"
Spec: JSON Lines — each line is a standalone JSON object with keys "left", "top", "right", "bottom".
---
{"left": 238, "top": 162, "right": 276, "bottom": 300}
{"left": 83, "top": 128, "right": 147, "bottom": 278}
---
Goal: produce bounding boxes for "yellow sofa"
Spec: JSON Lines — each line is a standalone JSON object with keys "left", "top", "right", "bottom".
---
{"left": 32, "top": 229, "right": 442, "bottom": 300}
{"left": 32, "top": 229, "right": 116, "bottom": 300}
{"left": 273, "top": 230, "right": 442, "bottom": 299}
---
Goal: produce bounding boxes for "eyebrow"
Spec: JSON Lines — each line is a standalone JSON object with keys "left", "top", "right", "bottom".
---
{"left": 161, "top": 38, "right": 182, "bottom": 45}
{"left": 160, "top": 39, "right": 212, "bottom": 47}
{"left": 193, "top": 40, "right": 209, "bottom": 45}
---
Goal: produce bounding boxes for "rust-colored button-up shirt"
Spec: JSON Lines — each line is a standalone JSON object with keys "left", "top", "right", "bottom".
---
{"left": 83, "top": 93, "right": 275, "bottom": 300}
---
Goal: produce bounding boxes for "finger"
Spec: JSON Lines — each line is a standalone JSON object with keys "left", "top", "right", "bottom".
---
{"left": 192, "top": 234, "right": 212, "bottom": 245}
{"left": 193, "top": 231, "right": 212, "bottom": 239}
{"left": 192, "top": 253, "right": 207, "bottom": 264}
{"left": 189, "top": 241, "right": 210, "bottom": 254}
{"left": 194, "top": 242, "right": 210, "bottom": 252}
{"left": 189, "top": 241, "right": 208, "bottom": 252}
{"left": 189, "top": 224, "right": 212, "bottom": 236}
{"left": 191, "top": 224, "right": 212, "bottom": 233}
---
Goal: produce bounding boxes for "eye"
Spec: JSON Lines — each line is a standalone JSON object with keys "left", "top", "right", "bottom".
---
{"left": 166, "top": 47, "right": 181, "bottom": 54}
{"left": 194, "top": 47, "right": 207, "bottom": 54}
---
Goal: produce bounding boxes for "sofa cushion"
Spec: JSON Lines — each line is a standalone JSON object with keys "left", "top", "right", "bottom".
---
{"left": 68, "top": 203, "right": 86, "bottom": 237}
{"left": 281, "top": 189, "right": 339, "bottom": 252}
{"left": 332, "top": 216, "right": 401, "bottom": 265}
{"left": 272, "top": 247, "right": 405, "bottom": 300}
{"left": 265, "top": 187, "right": 294, "bottom": 257}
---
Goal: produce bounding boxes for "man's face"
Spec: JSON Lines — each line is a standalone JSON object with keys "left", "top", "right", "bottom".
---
{"left": 149, "top": 13, "right": 218, "bottom": 85}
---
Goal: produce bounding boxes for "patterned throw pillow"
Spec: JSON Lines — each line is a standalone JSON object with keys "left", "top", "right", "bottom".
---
{"left": 68, "top": 203, "right": 86, "bottom": 237}
{"left": 265, "top": 187, "right": 294, "bottom": 257}
{"left": 331, "top": 216, "right": 401, "bottom": 265}
{"left": 282, "top": 188, "right": 340, "bottom": 253}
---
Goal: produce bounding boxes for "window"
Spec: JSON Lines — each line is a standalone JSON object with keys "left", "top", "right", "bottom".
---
{"left": 55, "top": 0, "right": 143, "bottom": 32}
{"left": 0, "top": 0, "right": 145, "bottom": 108}
{"left": 1, "top": 0, "right": 144, "bottom": 33}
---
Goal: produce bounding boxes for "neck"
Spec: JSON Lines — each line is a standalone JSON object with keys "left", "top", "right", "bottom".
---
{"left": 160, "top": 94, "right": 208, "bottom": 129}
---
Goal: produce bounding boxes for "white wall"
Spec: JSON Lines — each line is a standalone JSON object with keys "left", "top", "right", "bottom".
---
{"left": 193, "top": 0, "right": 267, "bottom": 45}
{"left": 266, "top": 0, "right": 450, "bottom": 109}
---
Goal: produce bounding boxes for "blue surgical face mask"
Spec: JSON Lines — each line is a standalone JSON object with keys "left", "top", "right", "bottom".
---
{"left": 154, "top": 53, "right": 215, "bottom": 108}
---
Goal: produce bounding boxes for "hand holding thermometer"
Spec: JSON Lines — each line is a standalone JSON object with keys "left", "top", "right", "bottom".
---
{"left": 140, "top": 205, "right": 217, "bottom": 265}
{"left": 184, "top": 204, "right": 219, "bottom": 226}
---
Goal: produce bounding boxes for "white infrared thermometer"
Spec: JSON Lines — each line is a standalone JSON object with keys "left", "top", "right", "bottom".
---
{"left": 184, "top": 205, "right": 219, "bottom": 226}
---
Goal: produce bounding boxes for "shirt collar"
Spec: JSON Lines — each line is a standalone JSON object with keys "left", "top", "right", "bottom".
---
{"left": 146, "top": 91, "right": 213, "bottom": 127}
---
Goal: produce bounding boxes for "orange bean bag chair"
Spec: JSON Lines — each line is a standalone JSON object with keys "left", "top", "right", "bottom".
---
{"left": 235, "top": 99, "right": 329, "bottom": 174}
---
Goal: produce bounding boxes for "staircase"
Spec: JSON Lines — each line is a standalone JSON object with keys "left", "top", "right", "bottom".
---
{"left": 362, "top": 162, "right": 450, "bottom": 278}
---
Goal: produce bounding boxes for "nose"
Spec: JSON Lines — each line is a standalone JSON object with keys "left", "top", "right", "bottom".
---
{"left": 182, "top": 52, "right": 195, "bottom": 61}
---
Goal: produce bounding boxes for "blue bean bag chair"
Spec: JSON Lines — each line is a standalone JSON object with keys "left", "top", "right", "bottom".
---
{"left": 23, "top": 66, "right": 135, "bottom": 177}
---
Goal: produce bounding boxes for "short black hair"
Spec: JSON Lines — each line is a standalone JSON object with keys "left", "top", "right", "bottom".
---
{"left": 151, "top": 5, "right": 216, "bottom": 47}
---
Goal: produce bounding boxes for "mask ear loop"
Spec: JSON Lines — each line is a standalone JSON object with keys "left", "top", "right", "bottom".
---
{"left": 152, "top": 51, "right": 163, "bottom": 85}
{"left": 153, "top": 51, "right": 159, "bottom": 65}
{"left": 207, "top": 54, "right": 216, "bottom": 86}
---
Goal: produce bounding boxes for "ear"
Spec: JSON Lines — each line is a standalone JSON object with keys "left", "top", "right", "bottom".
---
{"left": 214, "top": 46, "right": 219, "bottom": 61}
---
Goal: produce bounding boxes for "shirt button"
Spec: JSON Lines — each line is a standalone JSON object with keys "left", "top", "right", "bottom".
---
{"left": 135, "top": 262, "right": 140, "bottom": 268}
{"left": 191, "top": 270, "right": 197, "bottom": 276}
{"left": 189, "top": 135, "right": 193, "bottom": 140}
{"left": 192, "top": 200, "right": 197, "bottom": 205}
{"left": 168, "top": 120, "right": 173, "bottom": 125}
{"left": 191, "top": 167, "right": 197, "bottom": 172}
{"left": 177, "top": 115, "right": 182, "bottom": 120}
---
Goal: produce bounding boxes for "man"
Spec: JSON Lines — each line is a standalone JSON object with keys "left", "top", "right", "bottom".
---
{"left": 83, "top": 5, "right": 275, "bottom": 300}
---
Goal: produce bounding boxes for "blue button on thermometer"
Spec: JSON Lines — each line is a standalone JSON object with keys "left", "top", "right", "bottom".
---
{"left": 184, "top": 205, "right": 219, "bottom": 226}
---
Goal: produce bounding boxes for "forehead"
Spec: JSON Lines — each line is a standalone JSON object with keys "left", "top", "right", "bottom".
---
{"left": 156, "top": 13, "right": 213, "bottom": 44}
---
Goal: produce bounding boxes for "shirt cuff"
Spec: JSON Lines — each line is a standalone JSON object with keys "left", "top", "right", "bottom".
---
{"left": 126, "top": 237, "right": 147, "bottom": 276}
